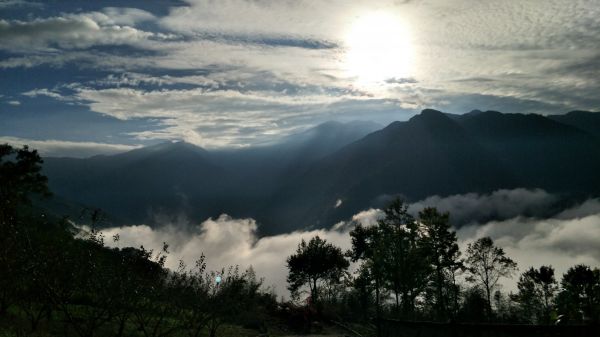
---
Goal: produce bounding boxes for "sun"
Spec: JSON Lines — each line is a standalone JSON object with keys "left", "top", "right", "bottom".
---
{"left": 344, "top": 12, "right": 414, "bottom": 87}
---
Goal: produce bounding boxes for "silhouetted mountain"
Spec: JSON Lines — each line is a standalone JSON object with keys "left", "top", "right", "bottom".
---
{"left": 206, "top": 120, "right": 382, "bottom": 216}
{"left": 547, "top": 110, "right": 600, "bottom": 138}
{"left": 210, "top": 119, "right": 381, "bottom": 172}
{"left": 278, "top": 120, "right": 383, "bottom": 163}
{"left": 43, "top": 121, "right": 380, "bottom": 227}
{"left": 44, "top": 141, "right": 232, "bottom": 225}
{"left": 260, "top": 109, "right": 518, "bottom": 231}
{"left": 453, "top": 110, "right": 600, "bottom": 194}
{"left": 42, "top": 111, "right": 600, "bottom": 234}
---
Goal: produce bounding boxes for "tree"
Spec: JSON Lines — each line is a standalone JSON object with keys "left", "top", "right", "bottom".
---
{"left": 0, "top": 144, "right": 50, "bottom": 215}
{"left": 347, "top": 264, "right": 375, "bottom": 321}
{"left": 348, "top": 222, "right": 387, "bottom": 335}
{"left": 172, "top": 257, "right": 210, "bottom": 337}
{"left": 348, "top": 199, "right": 432, "bottom": 324}
{"left": 459, "top": 287, "right": 487, "bottom": 322}
{"left": 514, "top": 266, "right": 557, "bottom": 323}
{"left": 378, "top": 200, "right": 430, "bottom": 317}
{"left": 129, "top": 244, "right": 182, "bottom": 337}
{"left": 420, "top": 207, "right": 463, "bottom": 320}
{"left": 205, "top": 266, "right": 262, "bottom": 337}
{"left": 465, "top": 237, "right": 517, "bottom": 318}
{"left": 0, "top": 144, "right": 50, "bottom": 316}
{"left": 557, "top": 264, "right": 600, "bottom": 324}
{"left": 287, "top": 236, "right": 349, "bottom": 307}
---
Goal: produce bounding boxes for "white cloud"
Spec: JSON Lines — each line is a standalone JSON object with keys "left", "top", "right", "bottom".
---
{"left": 22, "top": 88, "right": 66, "bottom": 100}
{"left": 59, "top": 83, "right": 384, "bottom": 148}
{"left": 98, "top": 194, "right": 600, "bottom": 298}
{"left": 457, "top": 214, "right": 600, "bottom": 292}
{"left": 332, "top": 208, "right": 384, "bottom": 231}
{"left": 0, "top": 11, "right": 170, "bottom": 52}
{"left": 7, "top": 100, "right": 20, "bottom": 105}
{"left": 101, "top": 214, "right": 360, "bottom": 297}
{"left": 95, "top": 7, "right": 156, "bottom": 26}
{"left": 159, "top": 0, "right": 357, "bottom": 41}
{"left": 93, "top": 189, "right": 599, "bottom": 297}
{"left": 0, "top": 136, "right": 141, "bottom": 157}
{"left": 408, "top": 188, "right": 559, "bottom": 226}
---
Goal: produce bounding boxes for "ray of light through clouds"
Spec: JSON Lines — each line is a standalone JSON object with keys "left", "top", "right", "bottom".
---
{"left": 1, "top": 0, "right": 599, "bottom": 152}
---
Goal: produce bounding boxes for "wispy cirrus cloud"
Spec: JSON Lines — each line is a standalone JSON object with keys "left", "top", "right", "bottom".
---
{"left": 0, "top": 0, "right": 43, "bottom": 9}
{"left": 1, "top": 0, "right": 599, "bottom": 150}
{"left": 69, "top": 84, "right": 399, "bottom": 148}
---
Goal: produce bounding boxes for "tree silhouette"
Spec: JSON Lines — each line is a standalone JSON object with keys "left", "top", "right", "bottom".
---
{"left": 379, "top": 200, "right": 430, "bottom": 318}
{"left": 420, "top": 207, "right": 463, "bottom": 320}
{"left": 348, "top": 199, "right": 431, "bottom": 326}
{"left": 0, "top": 144, "right": 50, "bottom": 316}
{"left": 465, "top": 236, "right": 517, "bottom": 319}
{"left": 348, "top": 221, "right": 387, "bottom": 335}
{"left": 557, "top": 264, "right": 600, "bottom": 323}
{"left": 514, "top": 266, "right": 557, "bottom": 323}
{"left": 287, "top": 236, "right": 349, "bottom": 307}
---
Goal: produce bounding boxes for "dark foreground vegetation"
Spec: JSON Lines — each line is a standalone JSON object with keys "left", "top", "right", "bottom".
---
{"left": 1, "top": 144, "right": 600, "bottom": 336}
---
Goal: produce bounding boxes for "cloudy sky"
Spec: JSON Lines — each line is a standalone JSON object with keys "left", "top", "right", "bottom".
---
{"left": 1, "top": 0, "right": 599, "bottom": 154}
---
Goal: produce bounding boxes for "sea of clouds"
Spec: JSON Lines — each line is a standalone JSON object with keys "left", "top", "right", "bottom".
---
{"left": 97, "top": 189, "right": 600, "bottom": 297}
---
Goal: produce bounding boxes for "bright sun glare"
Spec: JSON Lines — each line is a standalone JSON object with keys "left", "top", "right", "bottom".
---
{"left": 344, "top": 12, "right": 413, "bottom": 88}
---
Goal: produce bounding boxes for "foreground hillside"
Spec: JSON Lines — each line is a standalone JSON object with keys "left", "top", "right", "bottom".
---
{"left": 3, "top": 144, "right": 600, "bottom": 337}
{"left": 42, "top": 110, "right": 600, "bottom": 233}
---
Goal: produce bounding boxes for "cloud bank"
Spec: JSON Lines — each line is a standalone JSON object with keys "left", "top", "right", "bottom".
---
{"left": 0, "top": 136, "right": 141, "bottom": 158}
{"left": 456, "top": 200, "right": 600, "bottom": 291}
{"left": 102, "top": 215, "right": 355, "bottom": 296}
{"left": 407, "top": 188, "right": 560, "bottom": 226}
{"left": 97, "top": 189, "right": 600, "bottom": 297}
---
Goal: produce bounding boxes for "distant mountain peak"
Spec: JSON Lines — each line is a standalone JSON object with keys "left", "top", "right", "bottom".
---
{"left": 409, "top": 109, "right": 452, "bottom": 124}
{"left": 124, "top": 140, "right": 209, "bottom": 161}
{"left": 157, "top": 140, "right": 203, "bottom": 150}
{"left": 284, "top": 120, "right": 382, "bottom": 144}
{"left": 420, "top": 108, "right": 444, "bottom": 116}
{"left": 465, "top": 109, "right": 502, "bottom": 117}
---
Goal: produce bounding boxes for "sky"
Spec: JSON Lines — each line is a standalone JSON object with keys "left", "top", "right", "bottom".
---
{"left": 1, "top": 0, "right": 600, "bottom": 155}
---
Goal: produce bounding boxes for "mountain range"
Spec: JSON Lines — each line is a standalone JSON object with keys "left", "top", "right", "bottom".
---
{"left": 41, "top": 109, "right": 600, "bottom": 234}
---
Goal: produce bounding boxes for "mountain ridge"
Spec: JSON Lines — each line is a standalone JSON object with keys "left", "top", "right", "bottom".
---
{"left": 41, "top": 110, "right": 600, "bottom": 234}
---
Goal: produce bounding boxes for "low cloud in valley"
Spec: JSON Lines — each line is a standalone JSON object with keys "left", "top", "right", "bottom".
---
{"left": 96, "top": 189, "right": 600, "bottom": 296}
